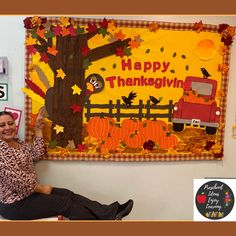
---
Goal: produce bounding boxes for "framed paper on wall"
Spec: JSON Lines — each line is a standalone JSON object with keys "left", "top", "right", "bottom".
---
{"left": 4, "top": 107, "right": 22, "bottom": 134}
{"left": 23, "top": 16, "right": 235, "bottom": 161}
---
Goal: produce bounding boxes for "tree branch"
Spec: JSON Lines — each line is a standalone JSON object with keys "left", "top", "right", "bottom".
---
{"left": 88, "top": 38, "right": 131, "bottom": 62}
{"left": 34, "top": 44, "right": 47, "bottom": 54}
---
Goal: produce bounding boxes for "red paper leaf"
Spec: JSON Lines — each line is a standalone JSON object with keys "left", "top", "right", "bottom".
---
{"left": 116, "top": 47, "right": 124, "bottom": 58}
{"left": 78, "top": 144, "right": 87, "bottom": 152}
{"left": 53, "top": 25, "right": 62, "bottom": 36}
{"left": 221, "top": 35, "right": 233, "bottom": 46}
{"left": 68, "top": 25, "right": 77, "bottom": 36}
{"left": 27, "top": 45, "right": 37, "bottom": 55}
{"left": 86, "top": 23, "right": 97, "bottom": 33}
{"left": 24, "top": 17, "right": 33, "bottom": 29}
{"left": 25, "top": 79, "right": 46, "bottom": 98}
{"left": 39, "top": 53, "right": 49, "bottom": 63}
{"left": 70, "top": 104, "right": 82, "bottom": 113}
{"left": 218, "top": 24, "right": 228, "bottom": 33}
{"left": 99, "top": 18, "right": 108, "bottom": 29}
{"left": 81, "top": 45, "right": 90, "bottom": 56}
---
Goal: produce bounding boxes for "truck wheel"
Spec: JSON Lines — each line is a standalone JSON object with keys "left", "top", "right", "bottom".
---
{"left": 205, "top": 126, "right": 217, "bottom": 135}
{"left": 173, "top": 123, "right": 184, "bottom": 132}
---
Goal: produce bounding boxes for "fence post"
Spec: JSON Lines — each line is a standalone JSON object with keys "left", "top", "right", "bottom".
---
{"left": 145, "top": 100, "right": 151, "bottom": 120}
{"left": 85, "top": 100, "right": 91, "bottom": 122}
{"left": 138, "top": 99, "right": 144, "bottom": 120}
{"left": 108, "top": 100, "right": 113, "bottom": 118}
{"left": 168, "top": 100, "right": 173, "bottom": 122}
{"left": 116, "top": 99, "right": 121, "bottom": 122}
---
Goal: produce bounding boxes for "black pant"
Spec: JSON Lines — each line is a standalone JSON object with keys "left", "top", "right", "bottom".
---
{"left": 0, "top": 187, "right": 119, "bottom": 220}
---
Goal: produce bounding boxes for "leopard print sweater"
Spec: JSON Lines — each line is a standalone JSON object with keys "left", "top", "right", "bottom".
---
{"left": 0, "top": 137, "right": 46, "bottom": 204}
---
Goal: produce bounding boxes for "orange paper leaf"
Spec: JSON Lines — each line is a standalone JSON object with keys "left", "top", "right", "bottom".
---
{"left": 148, "top": 22, "right": 159, "bottom": 32}
{"left": 128, "top": 40, "right": 140, "bottom": 49}
{"left": 218, "top": 63, "right": 229, "bottom": 75}
{"left": 36, "top": 28, "right": 46, "bottom": 39}
{"left": 193, "top": 20, "right": 204, "bottom": 33}
{"left": 114, "top": 30, "right": 125, "bottom": 40}
{"left": 218, "top": 45, "right": 228, "bottom": 56}
{"left": 61, "top": 27, "right": 70, "bottom": 37}
{"left": 47, "top": 46, "right": 58, "bottom": 56}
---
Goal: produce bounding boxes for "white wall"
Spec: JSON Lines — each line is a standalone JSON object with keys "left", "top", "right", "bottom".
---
{"left": 0, "top": 15, "right": 236, "bottom": 220}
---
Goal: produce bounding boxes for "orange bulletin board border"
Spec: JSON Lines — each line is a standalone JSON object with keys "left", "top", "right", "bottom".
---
{"left": 24, "top": 17, "right": 230, "bottom": 162}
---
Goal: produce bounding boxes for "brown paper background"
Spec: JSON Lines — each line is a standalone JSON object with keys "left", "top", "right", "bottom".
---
{"left": 1, "top": 0, "right": 236, "bottom": 235}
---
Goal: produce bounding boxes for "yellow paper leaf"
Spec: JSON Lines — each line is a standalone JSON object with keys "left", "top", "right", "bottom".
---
{"left": 56, "top": 68, "right": 66, "bottom": 79}
{"left": 53, "top": 125, "right": 64, "bottom": 134}
{"left": 71, "top": 84, "right": 82, "bottom": 95}
{"left": 26, "top": 36, "right": 37, "bottom": 46}
{"left": 60, "top": 17, "right": 71, "bottom": 27}
{"left": 108, "top": 20, "right": 116, "bottom": 31}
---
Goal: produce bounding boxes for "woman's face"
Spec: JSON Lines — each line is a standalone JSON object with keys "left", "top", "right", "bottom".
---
{"left": 0, "top": 115, "right": 17, "bottom": 142}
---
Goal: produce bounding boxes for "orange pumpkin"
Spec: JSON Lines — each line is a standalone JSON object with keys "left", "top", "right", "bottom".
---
{"left": 109, "top": 123, "right": 127, "bottom": 142}
{"left": 100, "top": 135, "right": 120, "bottom": 151}
{"left": 87, "top": 116, "right": 115, "bottom": 140}
{"left": 156, "top": 120, "right": 168, "bottom": 132}
{"left": 124, "top": 131, "right": 145, "bottom": 149}
{"left": 121, "top": 118, "right": 142, "bottom": 133}
{"left": 140, "top": 119, "right": 167, "bottom": 142}
{"left": 158, "top": 132, "right": 178, "bottom": 149}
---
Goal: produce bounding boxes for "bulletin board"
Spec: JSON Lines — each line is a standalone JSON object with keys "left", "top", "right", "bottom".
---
{"left": 23, "top": 16, "right": 235, "bottom": 161}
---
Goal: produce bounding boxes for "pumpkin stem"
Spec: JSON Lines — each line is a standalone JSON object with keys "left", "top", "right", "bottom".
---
{"left": 130, "top": 133, "right": 135, "bottom": 138}
{"left": 99, "top": 113, "right": 105, "bottom": 119}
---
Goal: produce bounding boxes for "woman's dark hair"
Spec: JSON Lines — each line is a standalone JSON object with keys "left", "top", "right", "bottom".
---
{"left": 0, "top": 111, "right": 15, "bottom": 119}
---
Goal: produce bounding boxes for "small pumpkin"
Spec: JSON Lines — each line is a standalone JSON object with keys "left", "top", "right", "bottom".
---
{"left": 158, "top": 132, "right": 178, "bottom": 149}
{"left": 121, "top": 118, "right": 142, "bottom": 133}
{"left": 100, "top": 134, "right": 120, "bottom": 151}
{"left": 109, "top": 123, "right": 127, "bottom": 142}
{"left": 123, "top": 131, "right": 145, "bottom": 149}
{"left": 87, "top": 116, "right": 115, "bottom": 140}
{"left": 140, "top": 119, "right": 167, "bottom": 142}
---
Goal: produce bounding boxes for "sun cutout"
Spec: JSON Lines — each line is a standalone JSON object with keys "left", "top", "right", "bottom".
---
{"left": 196, "top": 39, "right": 216, "bottom": 61}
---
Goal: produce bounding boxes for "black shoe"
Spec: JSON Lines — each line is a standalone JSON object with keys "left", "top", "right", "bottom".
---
{"left": 115, "top": 199, "right": 134, "bottom": 220}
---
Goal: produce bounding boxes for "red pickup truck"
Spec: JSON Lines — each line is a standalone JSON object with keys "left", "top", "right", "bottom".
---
{"left": 172, "top": 76, "right": 220, "bottom": 135}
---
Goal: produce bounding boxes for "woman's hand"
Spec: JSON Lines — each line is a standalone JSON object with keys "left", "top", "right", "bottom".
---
{"left": 33, "top": 108, "right": 45, "bottom": 138}
{"left": 35, "top": 183, "right": 52, "bottom": 195}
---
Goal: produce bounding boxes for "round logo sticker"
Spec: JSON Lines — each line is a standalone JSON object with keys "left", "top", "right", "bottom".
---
{"left": 195, "top": 180, "right": 234, "bottom": 220}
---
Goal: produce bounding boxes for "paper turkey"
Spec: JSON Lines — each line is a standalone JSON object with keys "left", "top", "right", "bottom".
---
{"left": 85, "top": 74, "right": 105, "bottom": 100}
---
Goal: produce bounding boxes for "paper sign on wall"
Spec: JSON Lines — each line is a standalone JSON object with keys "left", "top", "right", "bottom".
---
{"left": 0, "top": 83, "right": 8, "bottom": 101}
{"left": 4, "top": 107, "right": 22, "bottom": 134}
{"left": 23, "top": 16, "right": 235, "bottom": 161}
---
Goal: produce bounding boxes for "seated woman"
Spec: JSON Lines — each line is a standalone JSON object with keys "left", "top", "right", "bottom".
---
{"left": 0, "top": 111, "right": 133, "bottom": 220}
